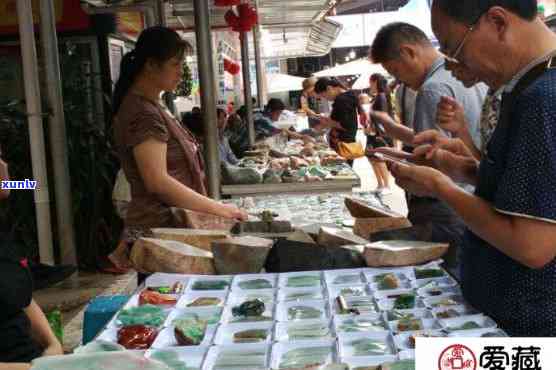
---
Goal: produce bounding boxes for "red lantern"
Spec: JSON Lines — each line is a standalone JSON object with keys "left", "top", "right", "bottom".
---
{"left": 223, "top": 58, "right": 240, "bottom": 75}
{"left": 224, "top": 3, "right": 258, "bottom": 34}
{"left": 214, "top": 0, "right": 241, "bottom": 6}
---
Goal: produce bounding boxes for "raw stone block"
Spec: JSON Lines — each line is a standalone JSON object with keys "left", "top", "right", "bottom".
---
{"left": 287, "top": 230, "right": 317, "bottom": 244}
{"left": 232, "top": 220, "right": 293, "bottom": 234}
{"left": 363, "top": 240, "right": 449, "bottom": 267}
{"left": 130, "top": 238, "right": 215, "bottom": 275}
{"left": 345, "top": 197, "right": 404, "bottom": 218}
{"left": 211, "top": 236, "right": 274, "bottom": 274}
{"left": 171, "top": 208, "right": 236, "bottom": 231}
{"left": 264, "top": 239, "right": 366, "bottom": 272}
{"left": 151, "top": 228, "right": 230, "bottom": 252}
{"left": 316, "top": 226, "right": 370, "bottom": 248}
{"left": 353, "top": 217, "right": 412, "bottom": 239}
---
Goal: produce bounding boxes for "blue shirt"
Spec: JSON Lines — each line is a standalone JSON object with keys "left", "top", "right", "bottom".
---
{"left": 461, "top": 64, "right": 556, "bottom": 336}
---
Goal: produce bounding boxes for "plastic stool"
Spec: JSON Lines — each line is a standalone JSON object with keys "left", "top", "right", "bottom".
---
{"left": 82, "top": 295, "right": 129, "bottom": 344}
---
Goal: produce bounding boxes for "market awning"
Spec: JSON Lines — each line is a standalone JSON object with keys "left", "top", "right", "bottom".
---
{"left": 80, "top": 0, "right": 342, "bottom": 59}
{"left": 265, "top": 73, "right": 305, "bottom": 94}
{"left": 313, "top": 58, "right": 387, "bottom": 77}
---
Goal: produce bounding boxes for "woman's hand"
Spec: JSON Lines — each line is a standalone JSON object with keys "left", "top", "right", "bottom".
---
{"left": 42, "top": 341, "right": 63, "bottom": 357}
{"left": 436, "top": 96, "right": 467, "bottom": 135}
{"left": 219, "top": 203, "right": 248, "bottom": 221}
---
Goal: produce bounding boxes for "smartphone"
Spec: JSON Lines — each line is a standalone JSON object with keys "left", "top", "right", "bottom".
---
{"left": 369, "top": 152, "right": 414, "bottom": 166}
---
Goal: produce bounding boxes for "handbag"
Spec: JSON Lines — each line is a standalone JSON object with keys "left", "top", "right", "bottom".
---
{"left": 337, "top": 141, "right": 365, "bottom": 160}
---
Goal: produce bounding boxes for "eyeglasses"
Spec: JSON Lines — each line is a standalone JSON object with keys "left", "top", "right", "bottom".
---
{"left": 442, "top": 13, "right": 483, "bottom": 63}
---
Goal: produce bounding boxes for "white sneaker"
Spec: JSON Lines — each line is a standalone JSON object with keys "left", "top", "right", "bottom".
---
{"left": 378, "top": 187, "right": 393, "bottom": 195}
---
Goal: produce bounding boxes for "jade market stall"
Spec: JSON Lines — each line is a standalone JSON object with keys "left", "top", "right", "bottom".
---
{"left": 32, "top": 263, "right": 507, "bottom": 370}
{"left": 221, "top": 135, "right": 360, "bottom": 198}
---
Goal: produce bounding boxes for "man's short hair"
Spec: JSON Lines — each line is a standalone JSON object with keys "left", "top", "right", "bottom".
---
{"left": 265, "top": 98, "right": 285, "bottom": 113}
{"left": 433, "top": 0, "right": 538, "bottom": 24}
{"left": 370, "top": 22, "right": 432, "bottom": 63}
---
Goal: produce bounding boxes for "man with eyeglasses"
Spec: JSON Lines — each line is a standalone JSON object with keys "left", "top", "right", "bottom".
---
{"left": 367, "top": 22, "right": 487, "bottom": 274}
{"left": 386, "top": 0, "right": 556, "bottom": 336}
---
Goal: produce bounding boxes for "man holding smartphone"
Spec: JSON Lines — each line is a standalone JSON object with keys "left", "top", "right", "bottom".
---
{"left": 367, "top": 22, "right": 487, "bottom": 273}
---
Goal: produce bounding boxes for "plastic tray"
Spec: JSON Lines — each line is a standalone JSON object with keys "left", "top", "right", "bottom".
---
{"left": 151, "top": 325, "right": 216, "bottom": 349}
{"left": 177, "top": 291, "right": 229, "bottom": 309}
{"left": 277, "top": 287, "right": 325, "bottom": 302}
{"left": 328, "top": 284, "right": 371, "bottom": 299}
{"left": 369, "top": 279, "right": 415, "bottom": 292}
{"left": 447, "top": 328, "right": 509, "bottom": 338}
{"left": 342, "top": 355, "right": 399, "bottom": 369}
{"left": 213, "top": 322, "right": 274, "bottom": 345}
{"left": 413, "top": 276, "right": 458, "bottom": 289}
{"left": 331, "top": 296, "right": 379, "bottom": 316}
{"left": 274, "top": 319, "right": 334, "bottom": 342}
{"left": 333, "top": 313, "right": 389, "bottom": 334}
{"left": 164, "top": 307, "right": 223, "bottom": 328}
{"left": 145, "top": 346, "right": 208, "bottom": 370}
{"left": 388, "top": 318, "right": 442, "bottom": 334}
{"left": 338, "top": 331, "right": 396, "bottom": 358}
{"left": 377, "top": 296, "right": 425, "bottom": 312}
{"left": 365, "top": 270, "right": 414, "bottom": 284}
{"left": 431, "top": 305, "right": 480, "bottom": 319}
{"left": 417, "top": 286, "right": 461, "bottom": 298}
{"left": 187, "top": 276, "right": 233, "bottom": 293}
{"left": 203, "top": 343, "right": 270, "bottom": 370}
{"left": 324, "top": 270, "right": 365, "bottom": 286}
{"left": 231, "top": 274, "right": 278, "bottom": 291}
{"left": 423, "top": 295, "right": 466, "bottom": 309}
{"left": 145, "top": 273, "right": 189, "bottom": 291}
{"left": 226, "top": 289, "right": 276, "bottom": 306}
{"left": 438, "top": 314, "right": 498, "bottom": 332}
{"left": 270, "top": 339, "right": 336, "bottom": 369}
{"left": 373, "top": 288, "right": 418, "bottom": 301}
{"left": 383, "top": 308, "right": 434, "bottom": 322}
{"left": 276, "top": 299, "right": 329, "bottom": 322}
{"left": 393, "top": 330, "right": 447, "bottom": 351}
{"left": 221, "top": 302, "right": 275, "bottom": 324}
{"left": 279, "top": 271, "right": 323, "bottom": 289}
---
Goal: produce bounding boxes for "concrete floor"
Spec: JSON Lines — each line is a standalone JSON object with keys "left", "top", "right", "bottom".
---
{"left": 33, "top": 271, "right": 137, "bottom": 352}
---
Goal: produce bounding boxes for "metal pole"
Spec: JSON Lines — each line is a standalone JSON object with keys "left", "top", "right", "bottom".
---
{"left": 39, "top": 0, "right": 77, "bottom": 266}
{"left": 155, "top": 0, "right": 166, "bottom": 26}
{"left": 240, "top": 33, "right": 255, "bottom": 147}
{"left": 17, "top": 0, "right": 55, "bottom": 265}
{"left": 253, "top": 25, "right": 266, "bottom": 109}
{"left": 193, "top": 0, "right": 221, "bottom": 199}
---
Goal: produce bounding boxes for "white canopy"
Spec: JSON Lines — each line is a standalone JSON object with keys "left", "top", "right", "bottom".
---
{"left": 313, "top": 58, "right": 387, "bottom": 77}
{"left": 265, "top": 73, "right": 306, "bottom": 94}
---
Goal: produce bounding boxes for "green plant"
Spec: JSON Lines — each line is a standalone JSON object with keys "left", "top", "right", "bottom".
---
{"left": 0, "top": 42, "right": 122, "bottom": 268}
{"left": 175, "top": 62, "right": 193, "bottom": 97}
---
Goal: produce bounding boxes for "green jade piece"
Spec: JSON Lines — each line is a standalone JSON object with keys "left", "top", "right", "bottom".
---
{"left": 414, "top": 268, "right": 445, "bottom": 279}
{"left": 232, "top": 328, "right": 268, "bottom": 343}
{"left": 287, "top": 322, "right": 330, "bottom": 339}
{"left": 332, "top": 274, "right": 361, "bottom": 285}
{"left": 191, "top": 280, "right": 230, "bottom": 291}
{"left": 286, "top": 275, "right": 321, "bottom": 288}
{"left": 238, "top": 279, "right": 273, "bottom": 290}
{"left": 173, "top": 318, "right": 207, "bottom": 346}
{"left": 339, "top": 318, "right": 385, "bottom": 332}
{"left": 393, "top": 294, "right": 416, "bottom": 310}
{"left": 150, "top": 350, "right": 199, "bottom": 370}
{"left": 448, "top": 321, "right": 482, "bottom": 331}
{"left": 350, "top": 338, "right": 389, "bottom": 356}
{"left": 285, "top": 291, "right": 322, "bottom": 301}
{"left": 279, "top": 346, "right": 331, "bottom": 369}
{"left": 117, "top": 305, "right": 166, "bottom": 327}
{"left": 187, "top": 297, "right": 222, "bottom": 307}
{"left": 288, "top": 305, "right": 323, "bottom": 320}
{"left": 232, "top": 299, "right": 265, "bottom": 318}
{"left": 213, "top": 349, "right": 267, "bottom": 369}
